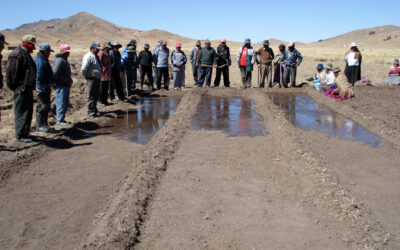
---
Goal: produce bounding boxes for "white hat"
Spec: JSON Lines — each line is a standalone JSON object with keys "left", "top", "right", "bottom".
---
{"left": 350, "top": 42, "right": 357, "bottom": 47}
{"left": 288, "top": 42, "right": 295, "bottom": 47}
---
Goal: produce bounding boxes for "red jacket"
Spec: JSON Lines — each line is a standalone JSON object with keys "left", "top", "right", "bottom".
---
{"left": 389, "top": 66, "right": 400, "bottom": 76}
{"left": 98, "top": 50, "right": 111, "bottom": 81}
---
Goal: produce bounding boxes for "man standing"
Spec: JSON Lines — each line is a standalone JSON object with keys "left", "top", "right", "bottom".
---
{"left": 98, "top": 41, "right": 112, "bottom": 106}
{"left": 6, "top": 35, "right": 37, "bottom": 142}
{"left": 280, "top": 42, "right": 302, "bottom": 88}
{"left": 214, "top": 38, "right": 231, "bottom": 87}
{"left": 34, "top": 43, "right": 55, "bottom": 132}
{"left": 237, "top": 38, "right": 257, "bottom": 88}
{"left": 53, "top": 44, "right": 73, "bottom": 126}
{"left": 196, "top": 40, "right": 217, "bottom": 88}
{"left": 138, "top": 44, "right": 154, "bottom": 91}
{"left": 256, "top": 40, "right": 275, "bottom": 88}
{"left": 109, "top": 41, "right": 125, "bottom": 101}
{"left": 81, "top": 42, "right": 102, "bottom": 117}
{"left": 121, "top": 46, "right": 138, "bottom": 95}
{"left": 0, "top": 33, "right": 8, "bottom": 91}
{"left": 189, "top": 40, "right": 201, "bottom": 85}
{"left": 154, "top": 41, "right": 170, "bottom": 90}
{"left": 171, "top": 42, "right": 187, "bottom": 90}
{"left": 121, "top": 39, "right": 138, "bottom": 94}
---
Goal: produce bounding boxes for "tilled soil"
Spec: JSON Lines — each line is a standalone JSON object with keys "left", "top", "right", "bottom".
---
{"left": 0, "top": 86, "right": 400, "bottom": 249}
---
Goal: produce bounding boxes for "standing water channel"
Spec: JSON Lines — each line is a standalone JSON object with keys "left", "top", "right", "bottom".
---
{"left": 190, "top": 95, "right": 267, "bottom": 137}
{"left": 268, "top": 93, "right": 382, "bottom": 147}
{"left": 100, "top": 97, "right": 181, "bottom": 144}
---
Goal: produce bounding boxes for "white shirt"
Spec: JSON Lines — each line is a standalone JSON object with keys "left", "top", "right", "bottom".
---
{"left": 345, "top": 52, "right": 359, "bottom": 66}
{"left": 322, "top": 71, "right": 335, "bottom": 85}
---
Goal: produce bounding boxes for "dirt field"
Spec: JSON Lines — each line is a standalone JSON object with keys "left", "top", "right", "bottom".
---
{"left": 1, "top": 58, "right": 400, "bottom": 249}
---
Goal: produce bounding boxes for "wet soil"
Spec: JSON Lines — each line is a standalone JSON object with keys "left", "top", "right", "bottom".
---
{"left": 190, "top": 95, "right": 266, "bottom": 137}
{"left": 268, "top": 93, "right": 382, "bottom": 147}
{"left": 0, "top": 86, "right": 400, "bottom": 249}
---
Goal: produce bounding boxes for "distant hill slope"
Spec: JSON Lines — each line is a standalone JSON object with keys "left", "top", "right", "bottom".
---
{"left": 303, "top": 25, "right": 400, "bottom": 49}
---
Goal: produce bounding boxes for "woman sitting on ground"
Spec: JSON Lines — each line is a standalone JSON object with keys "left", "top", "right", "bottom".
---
{"left": 319, "top": 63, "right": 335, "bottom": 93}
{"left": 324, "top": 67, "right": 354, "bottom": 100}
{"left": 386, "top": 59, "right": 400, "bottom": 86}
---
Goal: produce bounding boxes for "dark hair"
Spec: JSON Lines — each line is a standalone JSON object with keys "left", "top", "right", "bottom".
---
{"left": 279, "top": 44, "right": 286, "bottom": 50}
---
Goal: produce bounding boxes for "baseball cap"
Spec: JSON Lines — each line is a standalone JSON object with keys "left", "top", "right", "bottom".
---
{"left": 39, "top": 43, "right": 54, "bottom": 52}
{"left": 59, "top": 44, "right": 71, "bottom": 53}
{"left": 244, "top": 38, "right": 251, "bottom": 44}
{"left": 22, "top": 34, "right": 37, "bottom": 45}
{"left": 90, "top": 42, "right": 101, "bottom": 49}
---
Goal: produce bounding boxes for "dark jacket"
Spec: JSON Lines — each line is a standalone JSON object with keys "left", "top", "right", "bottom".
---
{"left": 121, "top": 53, "right": 138, "bottom": 71}
{"left": 0, "top": 54, "right": 3, "bottom": 89}
{"left": 216, "top": 45, "right": 231, "bottom": 66}
{"left": 34, "top": 52, "right": 55, "bottom": 93}
{"left": 109, "top": 50, "right": 122, "bottom": 72}
{"left": 138, "top": 50, "right": 153, "bottom": 67}
{"left": 6, "top": 45, "right": 37, "bottom": 91}
{"left": 197, "top": 47, "right": 217, "bottom": 65}
{"left": 53, "top": 54, "right": 72, "bottom": 87}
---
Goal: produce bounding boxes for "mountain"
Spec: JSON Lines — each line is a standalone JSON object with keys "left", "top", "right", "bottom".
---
{"left": 0, "top": 12, "right": 198, "bottom": 49}
{"left": 304, "top": 25, "right": 400, "bottom": 48}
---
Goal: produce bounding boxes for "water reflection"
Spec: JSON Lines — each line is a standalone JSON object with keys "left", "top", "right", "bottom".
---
{"left": 190, "top": 96, "right": 266, "bottom": 137}
{"left": 101, "top": 97, "right": 181, "bottom": 144}
{"left": 269, "top": 94, "right": 382, "bottom": 147}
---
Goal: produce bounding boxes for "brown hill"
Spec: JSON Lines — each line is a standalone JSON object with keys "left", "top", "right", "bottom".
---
{"left": 303, "top": 25, "right": 400, "bottom": 49}
{"left": 1, "top": 12, "right": 198, "bottom": 50}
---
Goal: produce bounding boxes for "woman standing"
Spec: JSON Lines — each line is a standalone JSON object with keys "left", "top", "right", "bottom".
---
{"left": 273, "top": 44, "right": 286, "bottom": 88}
{"left": 344, "top": 42, "right": 362, "bottom": 86}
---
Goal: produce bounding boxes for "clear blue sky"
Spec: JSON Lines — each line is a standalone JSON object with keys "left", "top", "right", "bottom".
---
{"left": 1, "top": 0, "right": 398, "bottom": 43}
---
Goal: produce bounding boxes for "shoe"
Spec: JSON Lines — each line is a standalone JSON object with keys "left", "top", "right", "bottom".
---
{"left": 97, "top": 102, "right": 106, "bottom": 107}
{"left": 174, "top": 87, "right": 179, "bottom": 91}
{"left": 88, "top": 113, "right": 98, "bottom": 117}
{"left": 57, "top": 121, "right": 70, "bottom": 126}
{"left": 164, "top": 86, "right": 169, "bottom": 90}
{"left": 14, "top": 137, "right": 32, "bottom": 143}
{"left": 36, "top": 126, "right": 50, "bottom": 133}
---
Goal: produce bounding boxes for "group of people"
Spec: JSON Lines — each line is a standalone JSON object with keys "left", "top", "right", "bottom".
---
{"left": 2, "top": 34, "right": 73, "bottom": 142}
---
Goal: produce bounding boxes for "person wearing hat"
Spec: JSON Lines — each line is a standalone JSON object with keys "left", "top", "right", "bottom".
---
{"left": 121, "top": 45, "right": 138, "bottom": 95}
{"left": 312, "top": 64, "right": 325, "bottom": 91}
{"left": 0, "top": 33, "right": 8, "bottom": 90}
{"left": 138, "top": 43, "right": 154, "bottom": 91}
{"left": 5, "top": 35, "right": 37, "bottom": 142}
{"left": 273, "top": 44, "right": 286, "bottom": 88}
{"left": 386, "top": 59, "right": 400, "bottom": 86}
{"left": 280, "top": 42, "right": 302, "bottom": 88}
{"left": 256, "top": 40, "right": 275, "bottom": 88}
{"left": 171, "top": 42, "right": 187, "bottom": 90}
{"left": 196, "top": 39, "right": 217, "bottom": 88}
{"left": 81, "top": 42, "right": 102, "bottom": 117}
{"left": 344, "top": 42, "right": 362, "bottom": 86}
{"left": 34, "top": 43, "right": 55, "bottom": 132}
{"left": 325, "top": 67, "right": 354, "bottom": 100}
{"left": 121, "top": 39, "right": 138, "bottom": 93}
{"left": 237, "top": 38, "right": 257, "bottom": 88}
{"left": 53, "top": 44, "right": 72, "bottom": 126}
{"left": 214, "top": 38, "right": 231, "bottom": 88}
{"left": 109, "top": 41, "right": 125, "bottom": 101}
{"left": 154, "top": 40, "right": 170, "bottom": 90}
{"left": 97, "top": 41, "right": 112, "bottom": 106}
{"left": 189, "top": 40, "right": 202, "bottom": 85}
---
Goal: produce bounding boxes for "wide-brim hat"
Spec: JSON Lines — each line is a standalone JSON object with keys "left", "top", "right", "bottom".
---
{"left": 196, "top": 40, "right": 201, "bottom": 46}
{"left": 333, "top": 66, "right": 341, "bottom": 73}
{"left": 325, "top": 63, "right": 333, "bottom": 70}
{"left": 350, "top": 42, "right": 357, "bottom": 47}
{"left": 316, "top": 64, "right": 324, "bottom": 70}
{"left": 394, "top": 59, "right": 399, "bottom": 65}
{"left": 244, "top": 38, "right": 251, "bottom": 44}
{"left": 103, "top": 40, "right": 112, "bottom": 49}
{"left": 111, "top": 41, "right": 122, "bottom": 48}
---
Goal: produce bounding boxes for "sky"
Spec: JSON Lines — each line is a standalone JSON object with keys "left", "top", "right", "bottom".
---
{"left": 0, "top": 0, "right": 398, "bottom": 43}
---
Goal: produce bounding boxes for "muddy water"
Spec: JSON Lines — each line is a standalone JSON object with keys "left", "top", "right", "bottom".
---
{"left": 190, "top": 95, "right": 266, "bottom": 137}
{"left": 268, "top": 93, "right": 382, "bottom": 147}
{"left": 101, "top": 97, "right": 181, "bottom": 144}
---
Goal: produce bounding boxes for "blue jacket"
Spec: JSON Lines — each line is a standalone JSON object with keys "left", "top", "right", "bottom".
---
{"left": 34, "top": 52, "right": 55, "bottom": 93}
{"left": 152, "top": 42, "right": 162, "bottom": 64}
{"left": 281, "top": 49, "right": 303, "bottom": 67}
{"left": 154, "top": 46, "right": 170, "bottom": 68}
{"left": 121, "top": 53, "right": 138, "bottom": 72}
{"left": 171, "top": 50, "right": 187, "bottom": 72}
